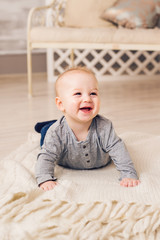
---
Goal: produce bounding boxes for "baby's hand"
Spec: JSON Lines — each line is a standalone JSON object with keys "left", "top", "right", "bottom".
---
{"left": 120, "top": 178, "right": 140, "bottom": 187}
{"left": 40, "top": 181, "right": 57, "bottom": 191}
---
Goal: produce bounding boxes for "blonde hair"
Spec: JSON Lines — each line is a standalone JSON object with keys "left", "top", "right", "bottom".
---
{"left": 55, "top": 66, "right": 97, "bottom": 96}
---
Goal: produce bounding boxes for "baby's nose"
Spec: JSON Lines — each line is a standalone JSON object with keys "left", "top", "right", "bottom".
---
{"left": 83, "top": 94, "right": 91, "bottom": 102}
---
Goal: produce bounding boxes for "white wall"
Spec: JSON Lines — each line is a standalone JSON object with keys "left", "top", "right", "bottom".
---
{"left": 0, "top": 0, "right": 45, "bottom": 54}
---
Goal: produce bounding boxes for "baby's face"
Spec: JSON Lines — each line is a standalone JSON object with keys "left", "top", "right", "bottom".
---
{"left": 55, "top": 70, "right": 100, "bottom": 125}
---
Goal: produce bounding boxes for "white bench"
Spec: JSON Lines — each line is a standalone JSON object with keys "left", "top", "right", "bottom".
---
{"left": 27, "top": 0, "right": 160, "bottom": 96}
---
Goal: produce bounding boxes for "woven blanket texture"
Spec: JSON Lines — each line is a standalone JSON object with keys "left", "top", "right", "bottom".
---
{"left": 0, "top": 132, "right": 160, "bottom": 239}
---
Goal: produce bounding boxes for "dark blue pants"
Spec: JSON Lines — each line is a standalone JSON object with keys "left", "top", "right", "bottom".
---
{"left": 34, "top": 120, "right": 57, "bottom": 146}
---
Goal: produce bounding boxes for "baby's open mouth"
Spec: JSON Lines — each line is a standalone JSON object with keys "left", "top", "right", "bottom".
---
{"left": 80, "top": 107, "right": 92, "bottom": 112}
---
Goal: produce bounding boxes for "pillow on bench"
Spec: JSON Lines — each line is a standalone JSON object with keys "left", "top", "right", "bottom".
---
{"left": 101, "top": 0, "right": 160, "bottom": 29}
{"left": 64, "top": 0, "right": 117, "bottom": 28}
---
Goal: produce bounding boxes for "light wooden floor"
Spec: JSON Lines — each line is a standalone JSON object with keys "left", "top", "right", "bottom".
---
{"left": 0, "top": 73, "right": 160, "bottom": 159}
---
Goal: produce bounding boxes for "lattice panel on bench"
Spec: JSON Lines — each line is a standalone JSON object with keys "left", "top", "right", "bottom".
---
{"left": 51, "top": 49, "right": 160, "bottom": 80}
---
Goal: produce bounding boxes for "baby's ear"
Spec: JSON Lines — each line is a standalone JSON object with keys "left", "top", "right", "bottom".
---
{"left": 55, "top": 97, "right": 65, "bottom": 112}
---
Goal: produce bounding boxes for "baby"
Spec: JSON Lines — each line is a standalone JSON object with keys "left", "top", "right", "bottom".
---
{"left": 35, "top": 67, "right": 140, "bottom": 191}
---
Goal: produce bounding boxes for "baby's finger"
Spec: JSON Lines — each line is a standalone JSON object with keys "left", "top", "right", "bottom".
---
{"left": 133, "top": 180, "right": 140, "bottom": 186}
{"left": 128, "top": 180, "right": 133, "bottom": 187}
{"left": 120, "top": 179, "right": 128, "bottom": 187}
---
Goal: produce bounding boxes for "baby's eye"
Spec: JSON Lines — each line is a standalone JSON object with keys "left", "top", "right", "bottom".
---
{"left": 74, "top": 92, "right": 81, "bottom": 96}
{"left": 90, "top": 92, "right": 97, "bottom": 96}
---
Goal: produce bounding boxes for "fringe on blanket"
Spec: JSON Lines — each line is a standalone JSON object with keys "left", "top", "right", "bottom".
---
{"left": 0, "top": 189, "right": 160, "bottom": 240}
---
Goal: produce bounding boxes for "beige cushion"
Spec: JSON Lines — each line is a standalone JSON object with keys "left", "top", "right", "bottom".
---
{"left": 101, "top": 0, "right": 160, "bottom": 29}
{"left": 30, "top": 27, "right": 160, "bottom": 45}
{"left": 64, "top": 0, "right": 117, "bottom": 28}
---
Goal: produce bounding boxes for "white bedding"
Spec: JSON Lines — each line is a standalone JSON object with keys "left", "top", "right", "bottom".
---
{"left": 0, "top": 132, "right": 160, "bottom": 239}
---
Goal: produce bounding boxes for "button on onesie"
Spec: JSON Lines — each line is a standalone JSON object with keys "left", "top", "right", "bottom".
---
{"left": 81, "top": 143, "right": 91, "bottom": 166}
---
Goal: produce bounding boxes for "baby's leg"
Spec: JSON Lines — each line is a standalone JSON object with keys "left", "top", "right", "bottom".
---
{"left": 35, "top": 120, "right": 57, "bottom": 133}
{"left": 34, "top": 120, "right": 57, "bottom": 146}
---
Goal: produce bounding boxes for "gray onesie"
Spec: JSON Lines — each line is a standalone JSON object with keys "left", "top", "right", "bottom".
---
{"left": 35, "top": 115, "right": 138, "bottom": 186}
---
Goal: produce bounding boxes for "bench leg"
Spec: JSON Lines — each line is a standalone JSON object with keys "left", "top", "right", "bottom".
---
{"left": 27, "top": 44, "right": 33, "bottom": 97}
{"left": 47, "top": 48, "right": 55, "bottom": 81}
{"left": 70, "top": 49, "right": 74, "bottom": 67}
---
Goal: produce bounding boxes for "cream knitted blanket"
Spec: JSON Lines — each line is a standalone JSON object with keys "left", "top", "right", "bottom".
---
{"left": 0, "top": 132, "right": 160, "bottom": 239}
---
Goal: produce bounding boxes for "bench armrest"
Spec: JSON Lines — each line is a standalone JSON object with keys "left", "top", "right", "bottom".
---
{"left": 27, "top": 0, "right": 64, "bottom": 34}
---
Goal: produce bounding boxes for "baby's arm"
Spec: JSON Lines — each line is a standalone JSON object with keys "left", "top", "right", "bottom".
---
{"left": 120, "top": 178, "right": 140, "bottom": 187}
{"left": 35, "top": 124, "right": 61, "bottom": 188}
{"left": 40, "top": 181, "right": 57, "bottom": 191}
{"left": 105, "top": 121, "right": 140, "bottom": 186}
